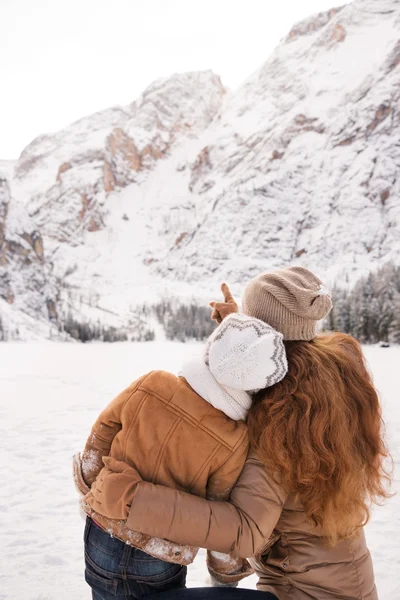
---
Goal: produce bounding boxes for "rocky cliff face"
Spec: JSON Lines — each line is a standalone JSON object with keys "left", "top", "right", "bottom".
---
{"left": 152, "top": 0, "right": 400, "bottom": 285}
{"left": 0, "top": 175, "right": 58, "bottom": 339}
{"left": 1, "top": 72, "right": 227, "bottom": 338}
{"left": 13, "top": 71, "right": 225, "bottom": 246}
{"left": 2, "top": 1, "right": 400, "bottom": 339}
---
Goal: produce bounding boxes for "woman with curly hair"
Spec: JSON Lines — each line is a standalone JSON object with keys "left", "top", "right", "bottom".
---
{"left": 86, "top": 267, "right": 392, "bottom": 600}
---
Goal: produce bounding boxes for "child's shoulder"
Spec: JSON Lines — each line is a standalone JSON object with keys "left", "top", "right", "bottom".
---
{"left": 128, "top": 370, "right": 182, "bottom": 397}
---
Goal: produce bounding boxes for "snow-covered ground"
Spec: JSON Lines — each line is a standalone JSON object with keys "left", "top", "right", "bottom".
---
{"left": 0, "top": 342, "right": 399, "bottom": 599}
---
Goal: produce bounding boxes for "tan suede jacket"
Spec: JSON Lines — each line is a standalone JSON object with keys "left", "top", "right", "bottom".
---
{"left": 123, "top": 452, "right": 378, "bottom": 600}
{"left": 74, "top": 370, "right": 251, "bottom": 580}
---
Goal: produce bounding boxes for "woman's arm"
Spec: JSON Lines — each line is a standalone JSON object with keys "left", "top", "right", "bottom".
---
{"left": 126, "top": 453, "right": 286, "bottom": 558}
{"left": 90, "top": 452, "right": 285, "bottom": 558}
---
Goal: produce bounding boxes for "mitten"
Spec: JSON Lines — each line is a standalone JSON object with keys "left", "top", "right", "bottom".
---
{"left": 209, "top": 283, "right": 239, "bottom": 324}
{"left": 84, "top": 457, "right": 142, "bottom": 520}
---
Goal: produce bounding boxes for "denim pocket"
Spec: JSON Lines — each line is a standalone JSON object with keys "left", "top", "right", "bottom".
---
{"left": 134, "top": 563, "right": 187, "bottom": 586}
{"left": 129, "top": 549, "right": 184, "bottom": 579}
{"left": 85, "top": 565, "right": 119, "bottom": 595}
{"left": 122, "top": 564, "right": 186, "bottom": 599}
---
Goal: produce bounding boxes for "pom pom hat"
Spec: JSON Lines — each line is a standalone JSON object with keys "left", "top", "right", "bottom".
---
{"left": 242, "top": 266, "right": 333, "bottom": 341}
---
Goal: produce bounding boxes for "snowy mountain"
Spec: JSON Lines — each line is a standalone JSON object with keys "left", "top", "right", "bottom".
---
{"left": 0, "top": 173, "right": 59, "bottom": 339}
{"left": 1, "top": 0, "right": 400, "bottom": 339}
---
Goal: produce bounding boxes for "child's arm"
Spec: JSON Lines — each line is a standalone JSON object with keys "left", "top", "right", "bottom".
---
{"left": 81, "top": 373, "right": 147, "bottom": 486}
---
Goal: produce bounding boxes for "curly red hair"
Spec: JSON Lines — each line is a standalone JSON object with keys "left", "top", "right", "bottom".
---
{"left": 248, "top": 332, "right": 392, "bottom": 545}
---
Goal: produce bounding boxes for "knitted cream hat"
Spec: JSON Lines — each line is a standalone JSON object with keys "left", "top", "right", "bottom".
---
{"left": 242, "top": 266, "right": 333, "bottom": 341}
{"left": 205, "top": 313, "right": 287, "bottom": 391}
{"left": 180, "top": 313, "right": 288, "bottom": 421}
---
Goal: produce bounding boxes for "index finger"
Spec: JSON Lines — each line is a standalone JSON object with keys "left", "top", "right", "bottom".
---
{"left": 221, "top": 282, "right": 234, "bottom": 304}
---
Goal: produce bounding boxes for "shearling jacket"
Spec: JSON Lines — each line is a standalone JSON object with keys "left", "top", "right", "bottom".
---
{"left": 74, "top": 370, "right": 252, "bottom": 580}
{"left": 122, "top": 452, "right": 378, "bottom": 600}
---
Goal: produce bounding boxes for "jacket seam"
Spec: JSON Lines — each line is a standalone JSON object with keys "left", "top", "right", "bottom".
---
{"left": 121, "top": 375, "right": 154, "bottom": 459}
{"left": 151, "top": 378, "right": 187, "bottom": 481}
{"left": 119, "top": 373, "right": 152, "bottom": 428}
{"left": 187, "top": 443, "right": 223, "bottom": 493}
{"left": 88, "top": 375, "right": 150, "bottom": 445}
{"left": 152, "top": 417, "right": 182, "bottom": 483}
{"left": 138, "top": 381, "right": 244, "bottom": 450}
{"left": 197, "top": 399, "right": 215, "bottom": 427}
{"left": 209, "top": 428, "right": 249, "bottom": 477}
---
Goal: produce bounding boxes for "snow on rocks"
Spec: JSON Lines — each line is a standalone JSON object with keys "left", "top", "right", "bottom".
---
{"left": 2, "top": 3, "right": 400, "bottom": 338}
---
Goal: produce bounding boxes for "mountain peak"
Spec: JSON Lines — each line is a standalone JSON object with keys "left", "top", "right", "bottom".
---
{"left": 2, "top": 4, "right": 400, "bottom": 340}
{"left": 286, "top": 5, "right": 345, "bottom": 42}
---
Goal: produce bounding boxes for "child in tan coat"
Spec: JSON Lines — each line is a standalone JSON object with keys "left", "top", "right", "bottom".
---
{"left": 74, "top": 285, "right": 287, "bottom": 600}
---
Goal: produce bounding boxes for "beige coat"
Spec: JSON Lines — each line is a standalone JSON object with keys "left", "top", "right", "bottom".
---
{"left": 124, "top": 452, "right": 378, "bottom": 600}
{"left": 75, "top": 370, "right": 252, "bottom": 581}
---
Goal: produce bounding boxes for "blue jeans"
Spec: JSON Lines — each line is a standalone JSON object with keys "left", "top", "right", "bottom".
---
{"left": 84, "top": 517, "right": 187, "bottom": 599}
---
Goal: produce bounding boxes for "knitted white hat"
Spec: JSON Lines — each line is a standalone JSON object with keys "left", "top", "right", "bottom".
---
{"left": 180, "top": 313, "right": 287, "bottom": 421}
{"left": 205, "top": 313, "right": 288, "bottom": 392}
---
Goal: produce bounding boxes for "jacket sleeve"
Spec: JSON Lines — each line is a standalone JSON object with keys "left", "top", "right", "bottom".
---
{"left": 72, "top": 453, "right": 90, "bottom": 496}
{"left": 81, "top": 374, "right": 147, "bottom": 486}
{"left": 205, "top": 434, "right": 253, "bottom": 584}
{"left": 127, "top": 452, "right": 287, "bottom": 559}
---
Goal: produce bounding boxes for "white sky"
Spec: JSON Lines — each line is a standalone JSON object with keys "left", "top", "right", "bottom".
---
{"left": 0, "top": 0, "right": 350, "bottom": 159}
